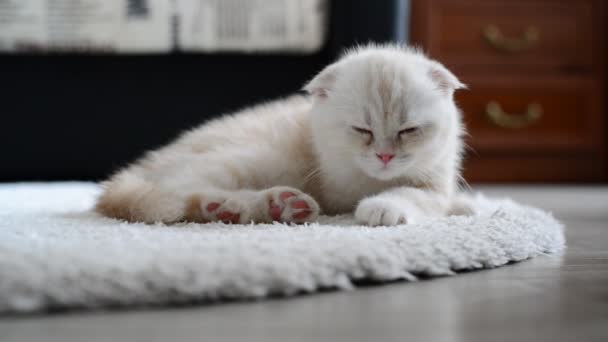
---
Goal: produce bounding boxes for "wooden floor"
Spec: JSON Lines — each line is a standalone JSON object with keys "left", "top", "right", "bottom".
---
{"left": 2, "top": 186, "right": 607, "bottom": 342}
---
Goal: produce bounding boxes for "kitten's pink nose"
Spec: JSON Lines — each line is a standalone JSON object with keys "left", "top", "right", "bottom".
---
{"left": 376, "top": 153, "right": 395, "bottom": 165}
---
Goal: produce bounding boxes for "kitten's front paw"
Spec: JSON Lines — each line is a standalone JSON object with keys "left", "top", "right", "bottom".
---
{"left": 355, "top": 198, "right": 411, "bottom": 226}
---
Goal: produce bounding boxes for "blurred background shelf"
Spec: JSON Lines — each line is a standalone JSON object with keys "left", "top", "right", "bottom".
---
{"left": 0, "top": 0, "right": 403, "bottom": 182}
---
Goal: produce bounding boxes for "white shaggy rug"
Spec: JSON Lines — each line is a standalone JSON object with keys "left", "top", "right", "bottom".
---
{"left": 0, "top": 182, "right": 565, "bottom": 314}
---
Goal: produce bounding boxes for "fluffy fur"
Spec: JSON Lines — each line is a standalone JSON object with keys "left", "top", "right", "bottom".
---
{"left": 96, "top": 45, "right": 468, "bottom": 226}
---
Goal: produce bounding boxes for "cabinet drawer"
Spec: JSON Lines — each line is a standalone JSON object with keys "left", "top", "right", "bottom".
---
{"left": 427, "top": 0, "right": 595, "bottom": 72}
{"left": 457, "top": 77, "right": 601, "bottom": 152}
{"left": 463, "top": 154, "right": 605, "bottom": 183}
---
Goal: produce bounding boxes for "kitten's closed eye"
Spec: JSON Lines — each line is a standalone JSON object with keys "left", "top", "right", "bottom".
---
{"left": 398, "top": 127, "right": 420, "bottom": 136}
{"left": 353, "top": 126, "right": 373, "bottom": 136}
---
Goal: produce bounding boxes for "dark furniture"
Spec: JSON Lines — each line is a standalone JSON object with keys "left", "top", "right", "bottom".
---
{"left": 0, "top": 0, "right": 402, "bottom": 182}
{"left": 410, "top": 0, "right": 607, "bottom": 182}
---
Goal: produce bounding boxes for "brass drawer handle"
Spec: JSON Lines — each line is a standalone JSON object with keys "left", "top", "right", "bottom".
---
{"left": 482, "top": 25, "right": 539, "bottom": 53}
{"left": 485, "top": 101, "right": 542, "bottom": 129}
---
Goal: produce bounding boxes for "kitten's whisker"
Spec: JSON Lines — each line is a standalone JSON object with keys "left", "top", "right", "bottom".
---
{"left": 303, "top": 167, "right": 321, "bottom": 186}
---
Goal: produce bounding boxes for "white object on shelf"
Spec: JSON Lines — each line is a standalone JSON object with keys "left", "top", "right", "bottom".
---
{"left": 177, "top": 0, "right": 328, "bottom": 53}
{"left": 0, "top": 0, "right": 327, "bottom": 53}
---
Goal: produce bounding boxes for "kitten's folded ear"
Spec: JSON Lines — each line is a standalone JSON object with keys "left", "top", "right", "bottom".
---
{"left": 303, "top": 63, "right": 339, "bottom": 99}
{"left": 428, "top": 61, "right": 467, "bottom": 96}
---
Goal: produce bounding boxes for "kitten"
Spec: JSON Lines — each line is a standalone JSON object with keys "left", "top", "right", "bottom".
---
{"left": 95, "top": 45, "right": 467, "bottom": 226}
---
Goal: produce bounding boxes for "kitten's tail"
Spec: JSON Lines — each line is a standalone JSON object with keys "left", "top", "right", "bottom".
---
{"left": 95, "top": 171, "right": 190, "bottom": 223}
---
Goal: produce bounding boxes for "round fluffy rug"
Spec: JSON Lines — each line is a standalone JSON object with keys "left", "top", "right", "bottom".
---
{"left": 0, "top": 183, "right": 564, "bottom": 314}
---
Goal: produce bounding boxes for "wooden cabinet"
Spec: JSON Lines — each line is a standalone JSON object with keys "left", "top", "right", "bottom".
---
{"left": 410, "top": 0, "right": 607, "bottom": 182}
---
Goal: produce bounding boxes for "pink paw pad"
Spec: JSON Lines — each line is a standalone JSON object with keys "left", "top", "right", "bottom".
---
{"left": 269, "top": 200, "right": 283, "bottom": 221}
{"left": 216, "top": 211, "right": 240, "bottom": 224}
{"left": 206, "top": 202, "right": 221, "bottom": 212}
{"left": 279, "top": 192, "right": 295, "bottom": 201}
{"left": 206, "top": 202, "right": 240, "bottom": 224}
{"left": 269, "top": 191, "right": 314, "bottom": 222}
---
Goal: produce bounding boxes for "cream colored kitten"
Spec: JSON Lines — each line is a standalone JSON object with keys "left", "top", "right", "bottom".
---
{"left": 96, "top": 45, "right": 467, "bottom": 226}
